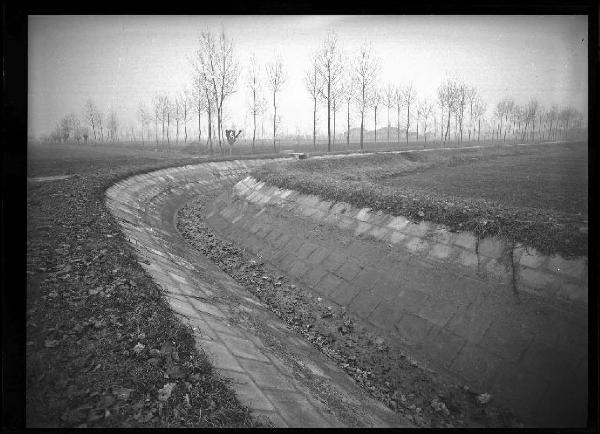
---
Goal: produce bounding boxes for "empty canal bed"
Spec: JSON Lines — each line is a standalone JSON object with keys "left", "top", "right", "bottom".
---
{"left": 107, "top": 143, "right": 588, "bottom": 428}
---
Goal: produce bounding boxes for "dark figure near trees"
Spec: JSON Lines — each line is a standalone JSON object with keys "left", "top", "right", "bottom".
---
{"left": 225, "top": 129, "right": 242, "bottom": 145}
{"left": 225, "top": 129, "right": 242, "bottom": 155}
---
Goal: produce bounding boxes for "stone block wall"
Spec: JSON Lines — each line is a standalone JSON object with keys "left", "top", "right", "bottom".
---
{"left": 234, "top": 177, "right": 588, "bottom": 305}
{"left": 202, "top": 175, "right": 588, "bottom": 427}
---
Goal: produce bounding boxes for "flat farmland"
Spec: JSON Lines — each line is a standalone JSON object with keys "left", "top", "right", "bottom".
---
{"left": 252, "top": 142, "right": 588, "bottom": 257}
{"left": 384, "top": 142, "right": 587, "bottom": 217}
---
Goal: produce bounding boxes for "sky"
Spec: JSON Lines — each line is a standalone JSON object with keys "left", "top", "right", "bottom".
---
{"left": 28, "top": 15, "right": 588, "bottom": 139}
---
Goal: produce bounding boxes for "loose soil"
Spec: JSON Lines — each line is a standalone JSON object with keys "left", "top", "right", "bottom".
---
{"left": 26, "top": 143, "right": 272, "bottom": 428}
{"left": 177, "top": 193, "right": 523, "bottom": 429}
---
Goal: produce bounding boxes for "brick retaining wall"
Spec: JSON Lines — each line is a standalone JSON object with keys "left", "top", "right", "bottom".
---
{"left": 202, "top": 174, "right": 588, "bottom": 427}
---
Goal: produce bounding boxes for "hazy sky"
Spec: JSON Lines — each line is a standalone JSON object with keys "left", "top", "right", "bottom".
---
{"left": 28, "top": 15, "right": 587, "bottom": 138}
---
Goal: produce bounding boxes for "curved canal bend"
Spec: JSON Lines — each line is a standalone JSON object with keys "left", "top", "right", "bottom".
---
{"left": 106, "top": 154, "right": 587, "bottom": 428}
{"left": 105, "top": 159, "right": 410, "bottom": 428}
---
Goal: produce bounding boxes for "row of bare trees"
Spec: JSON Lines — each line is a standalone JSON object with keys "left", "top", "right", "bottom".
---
{"left": 301, "top": 33, "right": 485, "bottom": 151}
{"left": 493, "top": 97, "right": 584, "bottom": 143}
{"left": 44, "top": 29, "right": 585, "bottom": 150}
{"left": 46, "top": 101, "right": 119, "bottom": 144}
{"left": 187, "top": 29, "right": 288, "bottom": 155}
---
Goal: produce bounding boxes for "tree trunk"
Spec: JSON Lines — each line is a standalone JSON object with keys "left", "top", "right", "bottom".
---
{"left": 313, "top": 97, "right": 317, "bottom": 150}
{"left": 387, "top": 106, "right": 390, "bottom": 143}
{"left": 360, "top": 112, "right": 364, "bottom": 150}
{"left": 327, "top": 72, "right": 331, "bottom": 152}
{"left": 217, "top": 104, "right": 222, "bottom": 155}
{"left": 333, "top": 106, "right": 336, "bottom": 149}
{"left": 207, "top": 102, "right": 213, "bottom": 154}
{"left": 252, "top": 111, "right": 256, "bottom": 153}
{"left": 374, "top": 106, "right": 377, "bottom": 143}
{"left": 198, "top": 92, "right": 202, "bottom": 145}
{"left": 439, "top": 103, "right": 443, "bottom": 144}
{"left": 416, "top": 122, "right": 419, "bottom": 142}
{"left": 273, "top": 91, "right": 277, "bottom": 153}
{"left": 167, "top": 112, "right": 170, "bottom": 146}
{"left": 478, "top": 118, "right": 481, "bottom": 143}
{"left": 397, "top": 106, "right": 400, "bottom": 144}
{"left": 406, "top": 104, "right": 410, "bottom": 144}
{"left": 347, "top": 100, "right": 350, "bottom": 145}
{"left": 444, "top": 108, "right": 451, "bottom": 144}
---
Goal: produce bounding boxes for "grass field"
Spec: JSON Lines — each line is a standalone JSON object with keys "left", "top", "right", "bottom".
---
{"left": 252, "top": 142, "right": 588, "bottom": 257}
{"left": 29, "top": 135, "right": 546, "bottom": 164}
{"left": 388, "top": 142, "right": 587, "bottom": 216}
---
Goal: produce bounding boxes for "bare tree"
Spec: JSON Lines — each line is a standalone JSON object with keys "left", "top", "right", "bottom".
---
{"left": 511, "top": 104, "right": 523, "bottom": 142}
{"left": 57, "top": 114, "right": 79, "bottom": 143}
{"left": 521, "top": 98, "right": 539, "bottom": 142}
{"left": 315, "top": 31, "right": 344, "bottom": 152}
{"left": 331, "top": 84, "right": 342, "bottom": 148}
{"left": 155, "top": 94, "right": 170, "bottom": 149}
{"left": 403, "top": 83, "right": 416, "bottom": 144}
{"left": 106, "top": 109, "right": 119, "bottom": 142}
{"left": 192, "top": 73, "right": 212, "bottom": 151}
{"left": 152, "top": 95, "right": 161, "bottom": 146}
{"left": 173, "top": 95, "right": 182, "bottom": 144}
{"left": 195, "top": 29, "right": 239, "bottom": 152}
{"left": 536, "top": 105, "right": 546, "bottom": 142}
{"left": 472, "top": 97, "right": 487, "bottom": 143}
{"left": 267, "top": 54, "right": 286, "bottom": 152}
{"left": 394, "top": 85, "right": 403, "bottom": 144}
{"left": 351, "top": 44, "right": 379, "bottom": 150}
{"left": 437, "top": 77, "right": 458, "bottom": 146}
{"left": 137, "top": 103, "right": 151, "bottom": 145}
{"left": 455, "top": 82, "right": 467, "bottom": 145}
{"left": 340, "top": 77, "right": 353, "bottom": 145}
{"left": 81, "top": 126, "right": 89, "bottom": 144}
{"left": 384, "top": 83, "right": 395, "bottom": 143}
{"left": 547, "top": 105, "right": 559, "bottom": 140}
{"left": 84, "top": 99, "right": 99, "bottom": 141}
{"left": 181, "top": 89, "right": 190, "bottom": 143}
{"left": 84, "top": 102, "right": 104, "bottom": 143}
{"left": 495, "top": 97, "right": 515, "bottom": 143}
{"left": 370, "top": 87, "right": 382, "bottom": 143}
{"left": 248, "top": 54, "right": 266, "bottom": 153}
{"left": 558, "top": 106, "right": 576, "bottom": 139}
{"left": 465, "top": 86, "right": 477, "bottom": 141}
{"left": 95, "top": 107, "right": 104, "bottom": 142}
{"left": 418, "top": 99, "right": 434, "bottom": 144}
{"left": 58, "top": 116, "right": 72, "bottom": 142}
{"left": 305, "top": 53, "right": 323, "bottom": 150}
{"left": 72, "top": 116, "right": 83, "bottom": 143}
{"left": 165, "top": 97, "right": 172, "bottom": 148}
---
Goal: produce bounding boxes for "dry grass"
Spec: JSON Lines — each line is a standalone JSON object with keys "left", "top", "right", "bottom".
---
{"left": 252, "top": 142, "right": 588, "bottom": 258}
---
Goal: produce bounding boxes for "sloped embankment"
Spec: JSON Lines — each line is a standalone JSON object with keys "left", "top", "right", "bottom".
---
{"left": 197, "top": 146, "right": 587, "bottom": 427}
